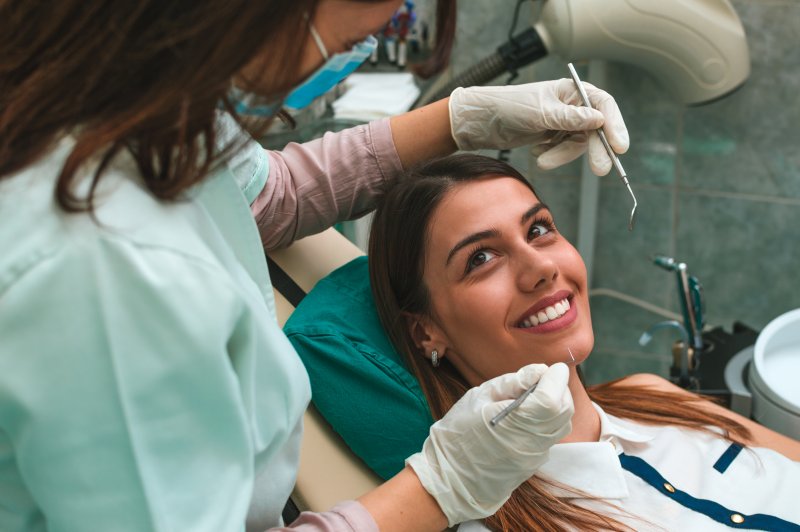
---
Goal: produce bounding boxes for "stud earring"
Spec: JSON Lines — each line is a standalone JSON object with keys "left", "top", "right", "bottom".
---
{"left": 430, "top": 349, "right": 440, "bottom": 367}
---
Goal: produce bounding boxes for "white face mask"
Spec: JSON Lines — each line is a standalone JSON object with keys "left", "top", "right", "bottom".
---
{"left": 228, "top": 21, "right": 377, "bottom": 116}
{"left": 283, "top": 25, "right": 377, "bottom": 110}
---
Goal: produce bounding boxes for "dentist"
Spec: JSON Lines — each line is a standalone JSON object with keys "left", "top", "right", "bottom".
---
{"left": 0, "top": 1, "right": 627, "bottom": 531}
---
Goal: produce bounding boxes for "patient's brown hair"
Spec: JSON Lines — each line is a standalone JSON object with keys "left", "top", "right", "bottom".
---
{"left": 369, "top": 154, "right": 751, "bottom": 531}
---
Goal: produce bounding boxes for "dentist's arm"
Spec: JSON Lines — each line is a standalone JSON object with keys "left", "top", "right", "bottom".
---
{"left": 253, "top": 80, "right": 628, "bottom": 249}
{"left": 361, "top": 363, "right": 574, "bottom": 530}
{"left": 391, "top": 79, "right": 629, "bottom": 175}
{"left": 389, "top": 97, "right": 457, "bottom": 168}
{"left": 273, "top": 363, "right": 572, "bottom": 532}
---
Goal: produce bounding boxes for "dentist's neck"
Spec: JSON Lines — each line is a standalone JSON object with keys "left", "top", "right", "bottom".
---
{"left": 558, "top": 366, "right": 601, "bottom": 443}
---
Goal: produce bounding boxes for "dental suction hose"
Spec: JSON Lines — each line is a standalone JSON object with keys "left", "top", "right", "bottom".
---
{"left": 416, "top": 27, "right": 548, "bottom": 107}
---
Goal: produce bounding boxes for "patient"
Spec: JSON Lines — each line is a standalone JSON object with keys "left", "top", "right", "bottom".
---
{"left": 367, "top": 154, "right": 800, "bottom": 531}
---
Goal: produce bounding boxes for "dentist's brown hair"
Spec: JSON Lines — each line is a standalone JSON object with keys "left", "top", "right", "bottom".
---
{"left": 0, "top": 0, "right": 455, "bottom": 212}
{"left": 0, "top": 0, "right": 315, "bottom": 211}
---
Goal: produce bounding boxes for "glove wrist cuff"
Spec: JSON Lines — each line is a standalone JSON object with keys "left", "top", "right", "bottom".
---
{"left": 448, "top": 87, "right": 470, "bottom": 151}
{"left": 406, "top": 451, "right": 503, "bottom": 527}
{"left": 447, "top": 87, "right": 484, "bottom": 151}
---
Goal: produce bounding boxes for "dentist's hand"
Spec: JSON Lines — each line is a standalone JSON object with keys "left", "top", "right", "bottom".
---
{"left": 405, "top": 363, "right": 573, "bottom": 526}
{"left": 448, "top": 79, "right": 629, "bottom": 175}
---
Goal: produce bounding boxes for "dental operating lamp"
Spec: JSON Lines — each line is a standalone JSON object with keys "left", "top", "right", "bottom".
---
{"left": 419, "top": 0, "right": 750, "bottom": 106}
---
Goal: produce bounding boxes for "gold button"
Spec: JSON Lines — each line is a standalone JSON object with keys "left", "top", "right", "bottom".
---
{"left": 731, "top": 513, "right": 745, "bottom": 524}
{"left": 663, "top": 482, "right": 675, "bottom": 493}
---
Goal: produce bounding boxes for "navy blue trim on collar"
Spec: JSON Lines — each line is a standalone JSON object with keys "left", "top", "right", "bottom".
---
{"left": 618, "top": 453, "right": 800, "bottom": 531}
{"left": 713, "top": 443, "right": 743, "bottom": 474}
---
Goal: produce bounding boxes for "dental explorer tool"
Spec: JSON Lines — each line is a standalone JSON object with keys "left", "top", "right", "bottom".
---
{"left": 490, "top": 382, "right": 538, "bottom": 427}
{"left": 567, "top": 63, "right": 638, "bottom": 231}
{"left": 491, "top": 346, "right": 574, "bottom": 427}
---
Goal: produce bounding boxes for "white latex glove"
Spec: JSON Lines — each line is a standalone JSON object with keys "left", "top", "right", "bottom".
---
{"left": 406, "top": 363, "right": 573, "bottom": 526}
{"left": 449, "top": 79, "right": 629, "bottom": 175}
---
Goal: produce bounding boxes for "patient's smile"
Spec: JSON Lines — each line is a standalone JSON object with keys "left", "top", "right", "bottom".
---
{"left": 516, "top": 294, "right": 577, "bottom": 333}
{"left": 518, "top": 297, "right": 569, "bottom": 326}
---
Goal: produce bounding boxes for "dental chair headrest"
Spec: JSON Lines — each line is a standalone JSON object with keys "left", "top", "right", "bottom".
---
{"left": 285, "top": 257, "right": 433, "bottom": 479}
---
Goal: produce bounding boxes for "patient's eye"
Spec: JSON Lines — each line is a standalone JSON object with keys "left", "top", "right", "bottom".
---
{"left": 466, "top": 249, "right": 497, "bottom": 272}
{"left": 528, "top": 218, "right": 554, "bottom": 240}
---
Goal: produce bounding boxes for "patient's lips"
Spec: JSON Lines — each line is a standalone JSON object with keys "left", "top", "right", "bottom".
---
{"left": 515, "top": 290, "right": 577, "bottom": 334}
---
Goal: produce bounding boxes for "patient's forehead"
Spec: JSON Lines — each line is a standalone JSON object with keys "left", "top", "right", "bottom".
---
{"left": 423, "top": 176, "right": 542, "bottom": 271}
{"left": 432, "top": 177, "right": 540, "bottom": 233}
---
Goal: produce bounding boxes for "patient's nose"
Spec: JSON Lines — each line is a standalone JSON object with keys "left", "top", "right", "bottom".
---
{"left": 515, "top": 247, "right": 558, "bottom": 292}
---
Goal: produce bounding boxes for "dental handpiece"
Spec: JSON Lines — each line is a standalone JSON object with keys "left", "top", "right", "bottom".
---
{"left": 653, "top": 255, "right": 703, "bottom": 351}
{"left": 567, "top": 63, "right": 637, "bottom": 231}
{"left": 677, "top": 263, "right": 703, "bottom": 351}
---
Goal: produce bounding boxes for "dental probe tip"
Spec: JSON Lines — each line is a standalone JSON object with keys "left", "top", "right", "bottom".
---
{"left": 626, "top": 182, "right": 638, "bottom": 231}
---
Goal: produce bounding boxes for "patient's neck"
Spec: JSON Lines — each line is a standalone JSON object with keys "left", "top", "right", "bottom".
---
{"left": 559, "top": 369, "right": 601, "bottom": 443}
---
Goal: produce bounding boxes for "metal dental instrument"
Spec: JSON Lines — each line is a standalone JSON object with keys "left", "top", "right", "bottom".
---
{"left": 491, "top": 346, "right": 575, "bottom": 427}
{"left": 567, "top": 63, "right": 638, "bottom": 231}
{"left": 490, "top": 382, "right": 538, "bottom": 427}
{"left": 688, "top": 276, "right": 705, "bottom": 344}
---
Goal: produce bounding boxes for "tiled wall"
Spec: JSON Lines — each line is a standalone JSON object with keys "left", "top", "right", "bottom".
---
{"left": 446, "top": 0, "right": 800, "bottom": 383}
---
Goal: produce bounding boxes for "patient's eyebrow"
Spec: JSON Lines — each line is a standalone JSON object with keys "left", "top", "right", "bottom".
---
{"left": 445, "top": 202, "right": 551, "bottom": 267}
{"left": 446, "top": 229, "right": 499, "bottom": 266}
{"left": 521, "top": 203, "right": 549, "bottom": 224}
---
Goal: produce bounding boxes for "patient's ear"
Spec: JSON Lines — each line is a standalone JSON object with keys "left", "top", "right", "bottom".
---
{"left": 404, "top": 312, "right": 449, "bottom": 361}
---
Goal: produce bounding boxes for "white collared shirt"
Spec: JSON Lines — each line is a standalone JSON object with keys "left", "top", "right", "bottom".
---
{"left": 460, "top": 403, "right": 800, "bottom": 531}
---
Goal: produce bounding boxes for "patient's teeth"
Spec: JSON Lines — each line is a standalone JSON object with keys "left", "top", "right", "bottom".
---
{"left": 521, "top": 298, "right": 573, "bottom": 329}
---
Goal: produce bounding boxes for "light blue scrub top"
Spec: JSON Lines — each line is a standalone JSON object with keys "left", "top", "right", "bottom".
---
{"left": 0, "top": 116, "right": 311, "bottom": 531}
